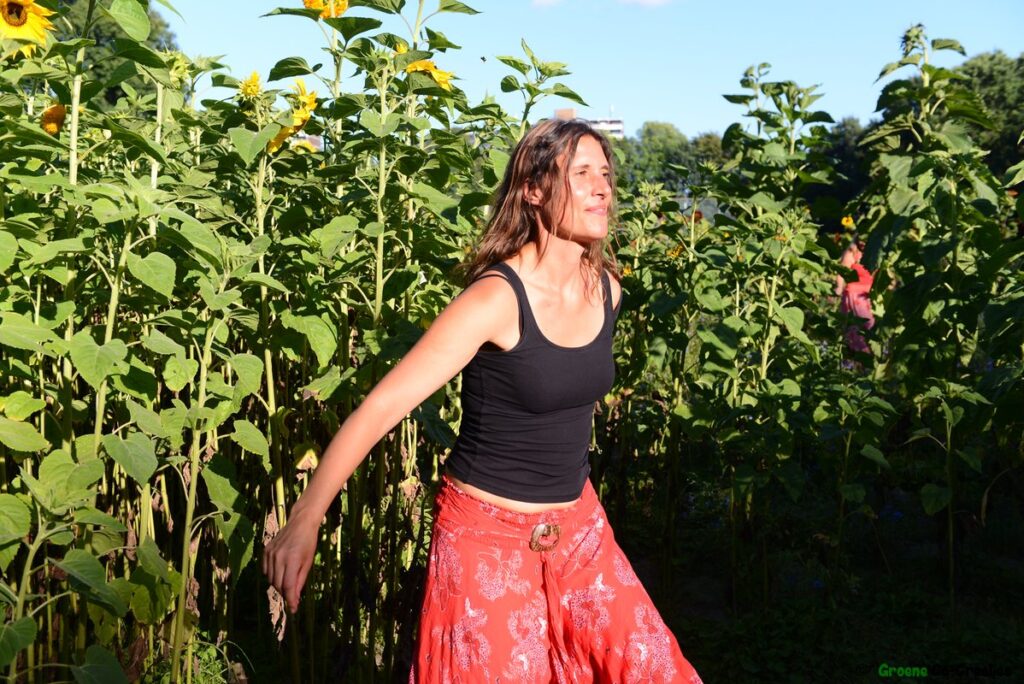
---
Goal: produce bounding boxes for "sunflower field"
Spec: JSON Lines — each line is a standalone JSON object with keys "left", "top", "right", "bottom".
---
{"left": 1, "top": 0, "right": 1022, "bottom": 682}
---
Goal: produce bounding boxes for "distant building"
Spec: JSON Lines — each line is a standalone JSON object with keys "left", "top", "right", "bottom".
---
{"left": 552, "top": 108, "right": 625, "bottom": 140}
{"left": 588, "top": 118, "right": 625, "bottom": 139}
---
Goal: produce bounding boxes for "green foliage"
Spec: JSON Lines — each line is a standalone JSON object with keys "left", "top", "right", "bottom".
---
{"left": 55, "top": 0, "right": 179, "bottom": 108}
{"left": 955, "top": 50, "right": 1024, "bottom": 178}
{"left": 0, "top": 7, "right": 1020, "bottom": 684}
{"left": 613, "top": 124, "right": 725, "bottom": 197}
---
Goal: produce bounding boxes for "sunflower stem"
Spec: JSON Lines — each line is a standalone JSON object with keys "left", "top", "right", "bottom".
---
{"left": 149, "top": 81, "right": 164, "bottom": 236}
{"left": 169, "top": 313, "right": 218, "bottom": 683}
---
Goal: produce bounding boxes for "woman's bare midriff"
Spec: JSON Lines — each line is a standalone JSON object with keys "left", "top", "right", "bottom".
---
{"left": 447, "top": 476, "right": 579, "bottom": 513}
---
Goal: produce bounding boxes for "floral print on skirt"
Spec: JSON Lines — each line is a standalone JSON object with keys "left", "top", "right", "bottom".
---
{"left": 409, "top": 476, "right": 703, "bottom": 683}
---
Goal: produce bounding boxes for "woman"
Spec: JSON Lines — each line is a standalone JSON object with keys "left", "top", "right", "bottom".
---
{"left": 263, "top": 118, "right": 703, "bottom": 683}
{"left": 835, "top": 238, "right": 875, "bottom": 354}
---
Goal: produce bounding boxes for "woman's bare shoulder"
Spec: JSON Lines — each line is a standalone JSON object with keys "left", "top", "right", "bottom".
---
{"left": 450, "top": 269, "right": 517, "bottom": 320}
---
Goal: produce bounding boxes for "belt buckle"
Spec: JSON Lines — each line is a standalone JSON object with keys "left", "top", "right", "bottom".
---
{"left": 529, "top": 523, "right": 561, "bottom": 552}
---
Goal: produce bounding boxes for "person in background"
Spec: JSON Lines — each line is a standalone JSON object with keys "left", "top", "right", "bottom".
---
{"left": 835, "top": 236, "right": 875, "bottom": 354}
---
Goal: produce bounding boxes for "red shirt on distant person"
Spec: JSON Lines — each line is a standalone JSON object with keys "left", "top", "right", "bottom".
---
{"left": 836, "top": 241, "right": 875, "bottom": 353}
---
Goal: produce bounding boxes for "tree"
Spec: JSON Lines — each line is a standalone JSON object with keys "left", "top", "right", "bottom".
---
{"left": 618, "top": 122, "right": 693, "bottom": 196}
{"left": 691, "top": 131, "right": 726, "bottom": 168}
{"left": 55, "top": 0, "right": 179, "bottom": 107}
{"left": 955, "top": 50, "right": 1024, "bottom": 178}
{"left": 612, "top": 123, "right": 725, "bottom": 198}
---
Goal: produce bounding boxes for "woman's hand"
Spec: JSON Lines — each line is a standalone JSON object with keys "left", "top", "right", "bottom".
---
{"left": 262, "top": 507, "right": 321, "bottom": 614}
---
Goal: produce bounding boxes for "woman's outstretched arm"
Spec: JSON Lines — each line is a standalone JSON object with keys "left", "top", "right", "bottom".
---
{"left": 262, "top": 275, "right": 516, "bottom": 613}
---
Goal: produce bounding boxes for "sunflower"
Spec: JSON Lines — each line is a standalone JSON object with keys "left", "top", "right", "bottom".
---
{"left": 303, "top": 0, "right": 347, "bottom": 19}
{"left": 404, "top": 59, "right": 454, "bottom": 92}
{"left": 40, "top": 103, "right": 65, "bottom": 136}
{"left": 267, "top": 80, "right": 318, "bottom": 154}
{"left": 239, "top": 71, "right": 261, "bottom": 99}
{"left": 1, "top": 0, "right": 55, "bottom": 58}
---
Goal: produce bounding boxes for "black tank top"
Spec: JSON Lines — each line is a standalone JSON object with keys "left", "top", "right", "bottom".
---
{"left": 444, "top": 261, "right": 621, "bottom": 503}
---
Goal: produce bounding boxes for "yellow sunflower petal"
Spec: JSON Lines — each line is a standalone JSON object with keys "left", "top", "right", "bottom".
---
{"left": 302, "top": 0, "right": 347, "bottom": 20}
{"left": 404, "top": 59, "right": 437, "bottom": 75}
{"left": 239, "top": 71, "right": 261, "bottom": 99}
{"left": 291, "top": 106, "right": 313, "bottom": 129}
{"left": 267, "top": 125, "right": 295, "bottom": 155}
{"left": 431, "top": 68, "right": 454, "bottom": 92}
{"left": 290, "top": 80, "right": 317, "bottom": 111}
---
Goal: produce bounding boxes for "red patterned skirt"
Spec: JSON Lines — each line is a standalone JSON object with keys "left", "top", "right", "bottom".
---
{"left": 409, "top": 476, "right": 703, "bottom": 683}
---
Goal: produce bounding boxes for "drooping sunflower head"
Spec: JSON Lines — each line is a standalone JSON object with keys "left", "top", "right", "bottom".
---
{"left": 405, "top": 59, "right": 455, "bottom": 92}
{"left": 430, "top": 68, "right": 454, "bottom": 92}
{"left": 1, "top": 0, "right": 55, "bottom": 58}
{"left": 404, "top": 59, "right": 437, "bottom": 76}
{"left": 40, "top": 103, "right": 65, "bottom": 136}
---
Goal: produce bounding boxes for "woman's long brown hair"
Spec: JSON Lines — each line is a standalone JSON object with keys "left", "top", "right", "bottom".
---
{"left": 459, "top": 118, "right": 620, "bottom": 304}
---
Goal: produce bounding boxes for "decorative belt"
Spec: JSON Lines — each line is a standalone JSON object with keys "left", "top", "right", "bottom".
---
{"left": 530, "top": 522, "right": 561, "bottom": 552}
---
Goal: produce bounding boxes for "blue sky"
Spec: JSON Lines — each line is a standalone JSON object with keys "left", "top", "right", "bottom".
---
{"left": 162, "top": 0, "right": 1024, "bottom": 137}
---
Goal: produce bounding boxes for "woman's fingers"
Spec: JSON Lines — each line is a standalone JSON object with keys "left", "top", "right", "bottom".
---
{"left": 262, "top": 519, "right": 318, "bottom": 613}
{"left": 293, "top": 559, "right": 312, "bottom": 614}
{"left": 265, "top": 536, "right": 286, "bottom": 596}
{"left": 283, "top": 554, "right": 303, "bottom": 613}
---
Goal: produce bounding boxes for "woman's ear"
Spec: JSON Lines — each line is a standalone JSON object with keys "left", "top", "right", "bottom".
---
{"left": 523, "top": 182, "right": 544, "bottom": 207}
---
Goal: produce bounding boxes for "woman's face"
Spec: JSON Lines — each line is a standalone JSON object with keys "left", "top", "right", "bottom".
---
{"left": 841, "top": 243, "right": 862, "bottom": 267}
{"left": 555, "top": 135, "right": 612, "bottom": 243}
